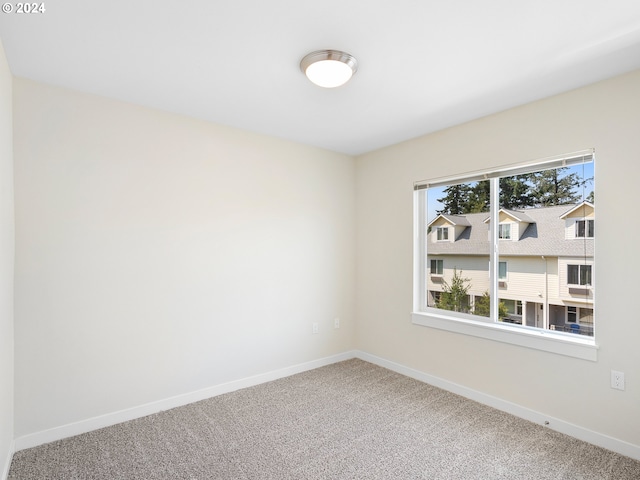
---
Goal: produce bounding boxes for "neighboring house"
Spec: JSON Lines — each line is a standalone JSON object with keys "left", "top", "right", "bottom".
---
{"left": 426, "top": 202, "right": 594, "bottom": 336}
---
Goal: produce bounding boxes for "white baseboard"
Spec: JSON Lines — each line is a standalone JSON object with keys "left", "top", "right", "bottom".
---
{"left": 1, "top": 440, "right": 14, "bottom": 480}
{"left": 354, "top": 350, "right": 640, "bottom": 461}
{"left": 14, "top": 350, "right": 357, "bottom": 452}
{"left": 13, "top": 349, "right": 640, "bottom": 462}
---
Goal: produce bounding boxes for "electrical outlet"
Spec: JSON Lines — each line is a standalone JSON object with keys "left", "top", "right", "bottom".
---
{"left": 611, "top": 370, "right": 625, "bottom": 391}
{"left": 312, "top": 322, "right": 319, "bottom": 334}
{"left": 334, "top": 317, "right": 340, "bottom": 329}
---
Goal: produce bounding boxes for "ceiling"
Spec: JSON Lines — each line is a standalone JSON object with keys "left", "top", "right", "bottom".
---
{"left": 1, "top": 1, "right": 640, "bottom": 156}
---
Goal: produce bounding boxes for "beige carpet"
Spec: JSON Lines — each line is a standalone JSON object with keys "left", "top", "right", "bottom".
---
{"left": 9, "top": 359, "right": 640, "bottom": 479}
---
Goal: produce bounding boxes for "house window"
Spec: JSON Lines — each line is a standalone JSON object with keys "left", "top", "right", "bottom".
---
{"left": 567, "top": 306, "right": 594, "bottom": 325}
{"left": 500, "top": 299, "right": 523, "bottom": 323}
{"left": 430, "top": 259, "right": 443, "bottom": 275}
{"left": 568, "top": 264, "right": 592, "bottom": 286}
{"left": 436, "top": 227, "right": 449, "bottom": 241}
{"left": 579, "top": 308, "right": 594, "bottom": 325}
{"left": 429, "top": 291, "right": 442, "bottom": 307}
{"left": 413, "top": 151, "right": 596, "bottom": 358}
{"left": 575, "top": 219, "right": 594, "bottom": 238}
{"left": 502, "top": 299, "right": 522, "bottom": 315}
{"left": 498, "top": 261, "right": 507, "bottom": 280}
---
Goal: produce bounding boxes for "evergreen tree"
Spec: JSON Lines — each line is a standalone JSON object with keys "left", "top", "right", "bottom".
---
{"left": 437, "top": 269, "right": 471, "bottom": 313}
{"left": 436, "top": 184, "right": 471, "bottom": 215}
{"left": 586, "top": 190, "right": 594, "bottom": 203}
{"left": 473, "top": 292, "right": 491, "bottom": 317}
{"left": 467, "top": 180, "right": 490, "bottom": 213}
{"left": 435, "top": 167, "right": 584, "bottom": 215}
{"left": 473, "top": 291, "right": 509, "bottom": 319}
{"left": 529, "top": 168, "right": 581, "bottom": 206}
{"left": 576, "top": 172, "right": 594, "bottom": 203}
{"left": 499, "top": 175, "right": 535, "bottom": 209}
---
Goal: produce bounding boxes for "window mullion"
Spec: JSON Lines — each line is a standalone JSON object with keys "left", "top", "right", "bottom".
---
{"left": 490, "top": 177, "right": 499, "bottom": 322}
{"left": 414, "top": 189, "right": 427, "bottom": 311}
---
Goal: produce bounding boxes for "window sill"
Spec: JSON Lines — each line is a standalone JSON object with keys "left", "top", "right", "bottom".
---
{"left": 411, "top": 311, "right": 598, "bottom": 361}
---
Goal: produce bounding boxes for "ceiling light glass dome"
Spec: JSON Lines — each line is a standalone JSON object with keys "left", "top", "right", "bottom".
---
{"left": 300, "top": 50, "right": 358, "bottom": 88}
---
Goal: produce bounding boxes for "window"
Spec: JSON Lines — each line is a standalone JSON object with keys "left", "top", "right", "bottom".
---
{"left": 575, "top": 219, "right": 594, "bottom": 238}
{"left": 500, "top": 299, "right": 523, "bottom": 323}
{"left": 436, "top": 227, "right": 449, "bottom": 241}
{"left": 579, "top": 308, "right": 594, "bottom": 325}
{"left": 568, "top": 264, "right": 592, "bottom": 286}
{"left": 430, "top": 259, "right": 444, "bottom": 275}
{"left": 428, "top": 291, "right": 442, "bottom": 308}
{"left": 498, "top": 224, "right": 511, "bottom": 239}
{"left": 413, "top": 151, "right": 596, "bottom": 360}
{"left": 567, "top": 306, "right": 593, "bottom": 325}
{"left": 501, "top": 299, "right": 522, "bottom": 315}
{"left": 498, "top": 261, "right": 507, "bottom": 280}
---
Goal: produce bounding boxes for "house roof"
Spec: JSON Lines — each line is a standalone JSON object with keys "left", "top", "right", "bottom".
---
{"left": 428, "top": 214, "right": 472, "bottom": 228}
{"left": 559, "top": 201, "right": 595, "bottom": 219}
{"left": 483, "top": 208, "right": 535, "bottom": 224}
{"left": 428, "top": 204, "right": 594, "bottom": 257}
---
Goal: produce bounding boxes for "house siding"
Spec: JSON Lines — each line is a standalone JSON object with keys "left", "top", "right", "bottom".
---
{"left": 558, "top": 257, "right": 595, "bottom": 301}
{"left": 426, "top": 203, "right": 593, "bottom": 329}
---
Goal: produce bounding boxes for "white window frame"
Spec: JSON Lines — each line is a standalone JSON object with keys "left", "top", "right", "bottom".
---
{"left": 498, "top": 223, "right": 511, "bottom": 240}
{"left": 498, "top": 261, "right": 507, "bottom": 280}
{"left": 567, "top": 306, "right": 593, "bottom": 326}
{"left": 568, "top": 264, "right": 592, "bottom": 286}
{"left": 436, "top": 227, "right": 449, "bottom": 241}
{"left": 412, "top": 150, "right": 597, "bottom": 361}
{"left": 430, "top": 259, "right": 444, "bottom": 276}
{"left": 575, "top": 219, "right": 594, "bottom": 238}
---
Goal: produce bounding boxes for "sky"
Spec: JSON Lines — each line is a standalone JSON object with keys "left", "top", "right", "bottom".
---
{"left": 426, "top": 162, "right": 594, "bottom": 223}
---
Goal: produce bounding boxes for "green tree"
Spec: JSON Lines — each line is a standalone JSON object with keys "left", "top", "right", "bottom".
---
{"left": 500, "top": 175, "right": 535, "bottom": 209}
{"left": 586, "top": 190, "right": 594, "bottom": 203}
{"left": 467, "top": 180, "right": 490, "bottom": 213}
{"left": 435, "top": 168, "right": 584, "bottom": 216}
{"left": 473, "top": 292, "right": 491, "bottom": 317}
{"left": 438, "top": 176, "right": 536, "bottom": 215}
{"left": 466, "top": 177, "right": 536, "bottom": 212}
{"left": 473, "top": 291, "right": 509, "bottom": 319}
{"left": 436, "top": 184, "right": 471, "bottom": 215}
{"left": 530, "top": 168, "right": 581, "bottom": 206}
{"left": 437, "top": 269, "right": 471, "bottom": 313}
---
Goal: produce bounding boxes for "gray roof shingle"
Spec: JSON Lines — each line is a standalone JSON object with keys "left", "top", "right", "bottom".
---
{"left": 429, "top": 204, "right": 594, "bottom": 257}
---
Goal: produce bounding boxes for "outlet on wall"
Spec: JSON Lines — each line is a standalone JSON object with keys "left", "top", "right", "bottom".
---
{"left": 312, "top": 322, "right": 319, "bottom": 334}
{"left": 611, "top": 370, "right": 625, "bottom": 391}
{"left": 334, "top": 317, "right": 340, "bottom": 329}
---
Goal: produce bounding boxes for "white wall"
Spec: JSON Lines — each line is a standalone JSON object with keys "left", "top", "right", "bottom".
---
{"left": 13, "top": 79, "right": 356, "bottom": 437}
{"left": 10, "top": 62, "right": 640, "bottom": 458}
{"left": 0, "top": 39, "right": 14, "bottom": 478}
{"left": 356, "top": 70, "right": 640, "bottom": 448}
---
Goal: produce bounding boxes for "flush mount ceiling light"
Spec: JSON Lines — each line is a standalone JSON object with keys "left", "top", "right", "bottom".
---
{"left": 300, "top": 50, "right": 358, "bottom": 88}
